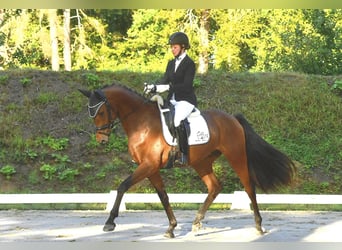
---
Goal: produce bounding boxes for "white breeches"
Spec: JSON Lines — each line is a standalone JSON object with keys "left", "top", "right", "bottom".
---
{"left": 170, "top": 99, "right": 194, "bottom": 127}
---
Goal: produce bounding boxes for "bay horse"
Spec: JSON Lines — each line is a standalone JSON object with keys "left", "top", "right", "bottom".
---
{"left": 79, "top": 84, "right": 295, "bottom": 238}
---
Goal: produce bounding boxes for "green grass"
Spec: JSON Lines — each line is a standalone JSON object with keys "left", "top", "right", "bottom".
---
{"left": 0, "top": 203, "right": 107, "bottom": 210}
{"left": 34, "top": 92, "right": 59, "bottom": 105}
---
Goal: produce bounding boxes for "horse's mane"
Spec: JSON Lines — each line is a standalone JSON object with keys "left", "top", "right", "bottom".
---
{"left": 102, "top": 82, "right": 154, "bottom": 103}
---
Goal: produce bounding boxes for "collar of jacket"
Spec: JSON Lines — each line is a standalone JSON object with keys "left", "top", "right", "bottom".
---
{"left": 176, "top": 52, "right": 186, "bottom": 61}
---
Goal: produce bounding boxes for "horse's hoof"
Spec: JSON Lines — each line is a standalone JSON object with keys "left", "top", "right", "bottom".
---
{"left": 256, "top": 226, "right": 266, "bottom": 235}
{"left": 103, "top": 223, "right": 116, "bottom": 232}
{"left": 164, "top": 231, "right": 175, "bottom": 238}
{"left": 191, "top": 222, "right": 202, "bottom": 232}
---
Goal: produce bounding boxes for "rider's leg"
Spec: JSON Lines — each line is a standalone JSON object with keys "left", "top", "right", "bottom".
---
{"left": 173, "top": 101, "right": 194, "bottom": 127}
{"left": 173, "top": 101, "right": 194, "bottom": 166}
{"left": 175, "top": 120, "right": 189, "bottom": 165}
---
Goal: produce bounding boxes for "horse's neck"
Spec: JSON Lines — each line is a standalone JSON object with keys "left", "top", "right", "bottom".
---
{"left": 110, "top": 89, "right": 156, "bottom": 134}
{"left": 123, "top": 103, "right": 157, "bottom": 138}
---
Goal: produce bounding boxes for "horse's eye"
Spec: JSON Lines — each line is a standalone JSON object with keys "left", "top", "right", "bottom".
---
{"left": 98, "top": 111, "right": 104, "bottom": 117}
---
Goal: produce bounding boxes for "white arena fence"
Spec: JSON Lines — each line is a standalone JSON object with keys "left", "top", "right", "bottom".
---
{"left": 0, "top": 191, "right": 342, "bottom": 211}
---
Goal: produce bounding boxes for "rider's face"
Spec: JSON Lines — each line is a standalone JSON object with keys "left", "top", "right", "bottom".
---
{"left": 171, "top": 44, "right": 183, "bottom": 57}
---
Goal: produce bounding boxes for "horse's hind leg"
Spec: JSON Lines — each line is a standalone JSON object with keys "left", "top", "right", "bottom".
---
{"left": 192, "top": 152, "right": 222, "bottom": 232}
{"left": 222, "top": 150, "right": 264, "bottom": 234}
{"left": 149, "top": 172, "right": 177, "bottom": 238}
{"left": 246, "top": 185, "right": 264, "bottom": 234}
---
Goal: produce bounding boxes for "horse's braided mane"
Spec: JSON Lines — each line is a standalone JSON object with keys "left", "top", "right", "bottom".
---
{"left": 102, "top": 82, "right": 154, "bottom": 103}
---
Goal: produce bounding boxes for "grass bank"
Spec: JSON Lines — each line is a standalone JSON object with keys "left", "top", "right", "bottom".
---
{"left": 0, "top": 69, "right": 341, "bottom": 195}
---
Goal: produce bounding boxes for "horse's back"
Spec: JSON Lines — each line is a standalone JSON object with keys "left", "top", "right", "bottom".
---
{"left": 202, "top": 109, "right": 246, "bottom": 149}
{"left": 202, "top": 109, "right": 241, "bottom": 131}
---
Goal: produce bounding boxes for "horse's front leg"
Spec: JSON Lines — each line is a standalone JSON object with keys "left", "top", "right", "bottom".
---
{"left": 149, "top": 172, "right": 177, "bottom": 238}
{"left": 103, "top": 161, "right": 159, "bottom": 232}
{"left": 103, "top": 175, "right": 132, "bottom": 231}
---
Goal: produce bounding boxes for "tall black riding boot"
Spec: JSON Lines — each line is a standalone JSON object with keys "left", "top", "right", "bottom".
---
{"left": 164, "top": 121, "right": 189, "bottom": 169}
{"left": 174, "top": 121, "right": 189, "bottom": 166}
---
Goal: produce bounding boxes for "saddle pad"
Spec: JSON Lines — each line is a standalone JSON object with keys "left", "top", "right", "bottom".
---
{"left": 158, "top": 104, "right": 210, "bottom": 146}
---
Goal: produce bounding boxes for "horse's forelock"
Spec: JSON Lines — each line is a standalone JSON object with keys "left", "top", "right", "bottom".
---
{"left": 87, "top": 91, "right": 106, "bottom": 118}
{"left": 89, "top": 91, "right": 103, "bottom": 106}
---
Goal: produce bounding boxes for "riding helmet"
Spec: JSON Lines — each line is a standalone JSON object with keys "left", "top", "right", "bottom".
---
{"left": 168, "top": 32, "right": 190, "bottom": 49}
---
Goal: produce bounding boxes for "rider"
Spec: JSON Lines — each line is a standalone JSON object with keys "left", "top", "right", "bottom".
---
{"left": 145, "top": 32, "right": 197, "bottom": 167}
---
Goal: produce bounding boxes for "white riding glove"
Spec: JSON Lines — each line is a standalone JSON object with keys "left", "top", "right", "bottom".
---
{"left": 144, "top": 83, "right": 156, "bottom": 94}
{"left": 144, "top": 83, "right": 170, "bottom": 94}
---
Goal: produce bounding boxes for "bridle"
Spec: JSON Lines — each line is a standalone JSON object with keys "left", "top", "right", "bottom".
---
{"left": 88, "top": 89, "right": 143, "bottom": 137}
{"left": 88, "top": 90, "right": 117, "bottom": 136}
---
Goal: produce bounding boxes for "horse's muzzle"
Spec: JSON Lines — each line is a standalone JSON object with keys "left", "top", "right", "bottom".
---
{"left": 96, "top": 132, "right": 109, "bottom": 144}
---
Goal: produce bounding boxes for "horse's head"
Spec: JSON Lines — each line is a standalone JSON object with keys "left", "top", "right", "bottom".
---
{"left": 79, "top": 89, "right": 116, "bottom": 144}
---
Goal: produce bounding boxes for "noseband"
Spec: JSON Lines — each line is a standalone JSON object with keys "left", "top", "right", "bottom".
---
{"left": 88, "top": 90, "right": 116, "bottom": 135}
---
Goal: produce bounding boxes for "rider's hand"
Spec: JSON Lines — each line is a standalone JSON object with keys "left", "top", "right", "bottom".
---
{"left": 144, "top": 83, "right": 157, "bottom": 94}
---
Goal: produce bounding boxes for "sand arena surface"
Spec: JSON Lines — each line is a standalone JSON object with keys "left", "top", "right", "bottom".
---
{"left": 0, "top": 210, "right": 341, "bottom": 242}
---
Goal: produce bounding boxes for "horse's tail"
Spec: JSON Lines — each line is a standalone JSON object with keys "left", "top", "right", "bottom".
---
{"left": 234, "top": 113, "right": 296, "bottom": 192}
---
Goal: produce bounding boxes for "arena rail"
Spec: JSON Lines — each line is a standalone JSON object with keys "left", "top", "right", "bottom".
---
{"left": 0, "top": 191, "right": 341, "bottom": 211}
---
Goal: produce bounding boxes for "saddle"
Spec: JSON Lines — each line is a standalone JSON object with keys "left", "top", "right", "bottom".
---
{"left": 151, "top": 95, "right": 210, "bottom": 146}
{"left": 162, "top": 101, "right": 191, "bottom": 140}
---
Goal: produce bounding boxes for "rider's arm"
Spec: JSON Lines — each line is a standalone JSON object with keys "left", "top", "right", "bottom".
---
{"left": 145, "top": 60, "right": 172, "bottom": 94}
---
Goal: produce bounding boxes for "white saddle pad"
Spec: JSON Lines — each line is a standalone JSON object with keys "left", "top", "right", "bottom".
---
{"left": 152, "top": 95, "right": 210, "bottom": 146}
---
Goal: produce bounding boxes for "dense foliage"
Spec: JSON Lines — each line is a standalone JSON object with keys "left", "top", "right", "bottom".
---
{"left": 0, "top": 9, "right": 341, "bottom": 74}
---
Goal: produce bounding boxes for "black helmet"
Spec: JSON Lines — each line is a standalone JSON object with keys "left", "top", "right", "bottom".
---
{"left": 168, "top": 32, "right": 190, "bottom": 49}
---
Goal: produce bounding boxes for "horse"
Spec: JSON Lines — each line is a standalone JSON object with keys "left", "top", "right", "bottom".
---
{"left": 79, "top": 83, "right": 296, "bottom": 238}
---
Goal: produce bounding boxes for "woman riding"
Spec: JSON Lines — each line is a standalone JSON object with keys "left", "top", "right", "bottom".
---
{"left": 145, "top": 32, "right": 197, "bottom": 167}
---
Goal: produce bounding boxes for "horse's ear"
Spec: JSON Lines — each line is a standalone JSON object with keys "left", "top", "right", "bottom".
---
{"left": 78, "top": 89, "right": 91, "bottom": 98}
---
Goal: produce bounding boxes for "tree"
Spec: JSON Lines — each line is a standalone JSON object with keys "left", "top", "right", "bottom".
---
{"left": 197, "top": 9, "right": 210, "bottom": 74}
{"left": 210, "top": 9, "right": 261, "bottom": 71}
{"left": 0, "top": 9, "right": 4, "bottom": 25}
{"left": 48, "top": 9, "right": 59, "bottom": 71}
{"left": 0, "top": 9, "right": 341, "bottom": 75}
{"left": 0, "top": 10, "right": 48, "bottom": 68}
{"left": 247, "top": 9, "right": 341, "bottom": 74}
{"left": 112, "top": 9, "right": 188, "bottom": 72}
{"left": 63, "top": 9, "right": 71, "bottom": 71}
{"left": 113, "top": 9, "right": 211, "bottom": 73}
{"left": 85, "top": 9, "right": 133, "bottom": 36}
{"left": 71, "top": 9, "right": 109, "bottom": 69}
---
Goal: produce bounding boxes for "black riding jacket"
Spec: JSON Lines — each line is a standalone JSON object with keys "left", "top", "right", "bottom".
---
{"left": 159, "top": 55, "right": 197, "bottom": 106}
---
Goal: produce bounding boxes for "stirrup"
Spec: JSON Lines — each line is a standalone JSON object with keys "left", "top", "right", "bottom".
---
{"left": 174, "top": 153, "right": 188, "bottom": 167}
{"left": 164, "top": 149, "right": 177, "bottom": 169}
{"left": 164, "top": 149, "right": 188, "bottom": 169}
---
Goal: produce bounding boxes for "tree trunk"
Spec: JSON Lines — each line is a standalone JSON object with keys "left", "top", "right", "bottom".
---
{"left": 0, "top": 9, "right": 4, "bottom": 25}
{"left": 49, "top": 9, "right": 59, "bottom": 71}
{"left": 63, "top": 9, "right": 71, "bottom": 71}
{"left": 198, "top": 9, "right": 210, "bottom": 74}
